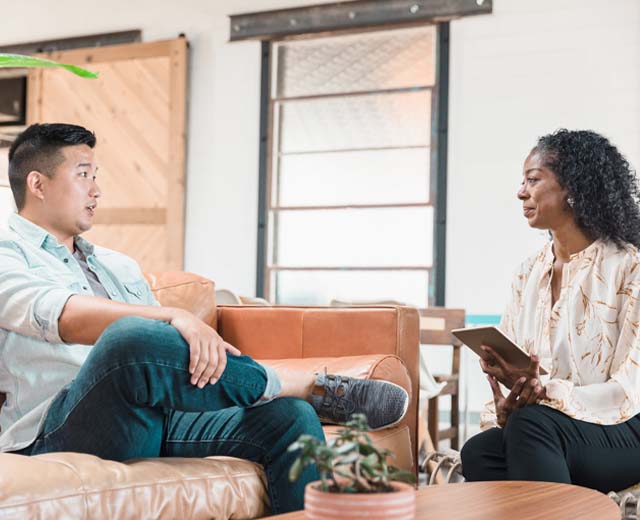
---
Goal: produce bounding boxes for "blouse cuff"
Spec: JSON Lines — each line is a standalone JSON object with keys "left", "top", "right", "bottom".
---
{"left": 543, "top": 378, "right": 574, "bottom": 406}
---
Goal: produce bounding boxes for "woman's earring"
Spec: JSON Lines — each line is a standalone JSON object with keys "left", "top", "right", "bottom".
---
{"left": 567, "top": 196, "right": 575, "bottom": 208}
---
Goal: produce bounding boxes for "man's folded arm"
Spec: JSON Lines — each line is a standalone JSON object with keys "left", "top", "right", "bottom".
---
{"left": 58, "top": 295, "right": 178, "bottom": 345}
{"left": 0, "top": 243, "right": 180, "bottom": 345}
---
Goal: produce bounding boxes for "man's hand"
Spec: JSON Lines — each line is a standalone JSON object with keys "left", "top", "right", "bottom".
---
{"left": 479, "top": 345, "right": 543, "bottom": 391}
{"left": 487, "top": 374, "right": 545, "bottom": 427}
{"left": 169, "top": 309, "right": 241, "bottom": 388}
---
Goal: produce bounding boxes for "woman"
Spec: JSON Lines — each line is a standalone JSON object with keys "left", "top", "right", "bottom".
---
{"left": 461, "top": 129, "right": 640, "bottom": 493}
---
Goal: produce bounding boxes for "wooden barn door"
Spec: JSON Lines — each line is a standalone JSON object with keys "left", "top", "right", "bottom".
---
{"left": 27, "top": 38, "right": 187, "bottom": 272}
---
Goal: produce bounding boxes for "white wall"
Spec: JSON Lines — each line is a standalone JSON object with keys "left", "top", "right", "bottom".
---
{"left": 447, "top": 0, "right": 640, "bottom": 315}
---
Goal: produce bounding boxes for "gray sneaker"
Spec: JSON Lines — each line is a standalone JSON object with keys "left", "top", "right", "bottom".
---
{"left": 308, "top": 373, "right": 409, "bottom": 431}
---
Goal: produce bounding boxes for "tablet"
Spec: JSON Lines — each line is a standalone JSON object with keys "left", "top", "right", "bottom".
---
{"left": 451, "top": 326, "right": 548, "bottom": 375}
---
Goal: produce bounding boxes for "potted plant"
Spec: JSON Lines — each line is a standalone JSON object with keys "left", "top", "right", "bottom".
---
{"left": 288, "top": 414, "right": 416, "bottom": 519}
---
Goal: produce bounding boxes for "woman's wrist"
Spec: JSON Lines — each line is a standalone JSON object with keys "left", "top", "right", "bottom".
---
{"left": 537, "top": 384, "right": 548, "bottom": 401}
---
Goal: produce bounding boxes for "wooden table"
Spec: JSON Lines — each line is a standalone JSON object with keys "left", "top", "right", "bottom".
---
{"left": 271, "top": 481, "right": 620, "bottom": 519}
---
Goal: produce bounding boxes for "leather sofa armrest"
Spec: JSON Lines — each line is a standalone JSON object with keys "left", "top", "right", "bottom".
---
{"left": 219, "top": 305, "right": 419, "bottom": 473}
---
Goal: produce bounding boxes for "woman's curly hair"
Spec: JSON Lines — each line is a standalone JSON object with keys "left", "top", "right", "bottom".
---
{"left": 534, "top": 129, "right": 640, "bottom": 248}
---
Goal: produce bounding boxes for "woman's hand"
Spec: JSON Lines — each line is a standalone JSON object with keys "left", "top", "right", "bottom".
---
{"left": 479, "top": 345, "right": 542, "bottom": 391}
{"left": 487, "top": 373, "right": 545, "bottom": 427}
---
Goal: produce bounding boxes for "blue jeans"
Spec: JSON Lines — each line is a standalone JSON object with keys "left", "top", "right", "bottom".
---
{"left": 22, "top": 316, "right": 324, "bottom": 514}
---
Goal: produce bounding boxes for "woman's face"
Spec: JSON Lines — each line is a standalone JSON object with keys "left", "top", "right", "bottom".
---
{"left": 518, "top": 150, "right": 572, "bottom": 230}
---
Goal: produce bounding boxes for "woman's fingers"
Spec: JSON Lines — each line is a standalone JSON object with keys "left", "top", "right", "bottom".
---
{"left": 528, "top": 380, "right": 543, "bottom": 405}
{"left": 505, "top": 377, "right": 526, "bottom": 409}
{"left": 528, "top": 354, "right": 541, "bottom": 377}
{"left": 516, "top": 378, "right": 540, "bottom": 407}
{"left": 478, "top": 344, "right": 496, "bottom": 363}
{"left": 487, "top": 374, "right": 503, "bottom": 400}
{"left": 480, "top": 359, "right": 502, "bottom": 378}
{"left": 481, "top": 345, "right": 511, "bottom": 372}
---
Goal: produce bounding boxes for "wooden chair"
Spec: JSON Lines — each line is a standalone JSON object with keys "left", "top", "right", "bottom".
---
{"left": 419, "top": 308, "right": 466, "bottom": 450}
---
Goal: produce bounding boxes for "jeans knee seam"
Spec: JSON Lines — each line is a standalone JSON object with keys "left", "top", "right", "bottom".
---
{"left": 164, "top": 438, "right": 267, "bottom": 451}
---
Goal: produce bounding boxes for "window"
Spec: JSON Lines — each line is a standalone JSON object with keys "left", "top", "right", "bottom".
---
{"left": 262, "top": 25, "right": 443, "bottom": 307}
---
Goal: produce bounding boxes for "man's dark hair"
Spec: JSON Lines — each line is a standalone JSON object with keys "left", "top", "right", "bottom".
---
{"left": 8, "top": 123, "right": 96, "bottom": 210}
{"left": 534, "top": 129, "right": 640, "bottom": 248}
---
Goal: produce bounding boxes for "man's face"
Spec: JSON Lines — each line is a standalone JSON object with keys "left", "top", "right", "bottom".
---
{"left": 39, "top": 144, "right": 101, "bottom": 237}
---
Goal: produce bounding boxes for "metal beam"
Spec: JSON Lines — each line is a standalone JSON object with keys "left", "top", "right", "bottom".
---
{"left": 432, "top": 22, "right": 450, "bottom": 307}
{"left": 256, "top": 42, "right": 271, "bottom": 298}
{"left": 0, "top": 30, "right": 142, "bottom": 54}
{"left": 230, "top": 0, "right": 491, "bottom": 42}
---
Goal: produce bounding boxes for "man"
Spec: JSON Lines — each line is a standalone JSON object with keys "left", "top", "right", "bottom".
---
{"left": 0, "top": 123, "right": 408, "bottom": 514}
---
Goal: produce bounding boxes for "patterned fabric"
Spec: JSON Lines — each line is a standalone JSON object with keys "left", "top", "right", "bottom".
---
{"left": 482, "top": 239, "right": 640, "bottom": 429}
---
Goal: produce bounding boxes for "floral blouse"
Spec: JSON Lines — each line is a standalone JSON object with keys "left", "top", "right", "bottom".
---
{"left": 481, "top": 239, "right": 640, "bottom": 429}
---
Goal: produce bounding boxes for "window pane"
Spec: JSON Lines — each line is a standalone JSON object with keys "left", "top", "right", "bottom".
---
{"left": 274, "top": 269, "right": 429, "bottom": 307}
{"left": 276, "top": 148, "right": 430, "bottom": 207}
{"left": 274, "top": 26, "right": 436, "bottom": 98}
{"left": 275, "top": 207, "right": 433, "bottom": 267}
{"left": 278, "top": 91, "right": 431, "bottom": 154}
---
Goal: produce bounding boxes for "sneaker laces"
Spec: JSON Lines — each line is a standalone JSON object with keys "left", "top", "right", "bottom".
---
{"left": 321, "top": 369, "right": 356, "bottom": 418}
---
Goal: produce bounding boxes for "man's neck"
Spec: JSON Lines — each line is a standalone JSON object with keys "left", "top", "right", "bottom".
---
{"left": 18, "top": 210, "right": 75, "bottom": 252}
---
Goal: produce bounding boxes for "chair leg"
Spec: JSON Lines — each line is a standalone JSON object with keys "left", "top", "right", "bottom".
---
{"left": 428, "top": 396, "right": 439, "bottom": 451}
{"left": 418, "top": 407, "right": 432, "bottom": 463}
{"left": 451, "top": 389, "right": 460, "bottom": 450}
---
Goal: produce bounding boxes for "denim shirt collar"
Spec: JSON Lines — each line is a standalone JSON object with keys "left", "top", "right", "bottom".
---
{"left": 8, "top": 213, "right": 95, "bottom": 255}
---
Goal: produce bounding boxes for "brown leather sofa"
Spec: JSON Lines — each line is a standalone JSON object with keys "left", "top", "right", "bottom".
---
{"left": 0, "top": 272, "right": 419, "bottom": 519}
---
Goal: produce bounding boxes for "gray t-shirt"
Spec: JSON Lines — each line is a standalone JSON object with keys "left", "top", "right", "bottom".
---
{"left": 73, "top": 247, "right": 111, "bottom": 299}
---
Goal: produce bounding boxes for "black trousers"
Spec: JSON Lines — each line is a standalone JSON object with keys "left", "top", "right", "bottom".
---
{"left": 461, "top": 404, "right": 640, "bottom": 493}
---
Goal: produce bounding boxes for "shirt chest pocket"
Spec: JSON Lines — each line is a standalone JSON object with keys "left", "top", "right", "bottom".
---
{"left": 123, "top": 280, "right": 149, "bottom": 304}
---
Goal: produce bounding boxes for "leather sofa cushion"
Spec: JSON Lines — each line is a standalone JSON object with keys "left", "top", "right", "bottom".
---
{"left": 0, "top": 453, "right": 269, "bottom": 520}
{"left": 0, "top": 426, "right": 411, "bottom": 520}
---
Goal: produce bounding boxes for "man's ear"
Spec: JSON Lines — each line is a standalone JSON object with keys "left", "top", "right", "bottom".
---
{"left": 25, "top": 171, "right": 47, "bottom": 202}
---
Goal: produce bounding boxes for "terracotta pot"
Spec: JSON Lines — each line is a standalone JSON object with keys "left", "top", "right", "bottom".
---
{"left": 304, "top": 481, "right": 416, "bottom": 520}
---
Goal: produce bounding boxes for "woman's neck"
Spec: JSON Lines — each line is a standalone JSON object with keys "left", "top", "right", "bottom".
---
{"left": 551, "top": 221, "right": 593, "bottom": 262}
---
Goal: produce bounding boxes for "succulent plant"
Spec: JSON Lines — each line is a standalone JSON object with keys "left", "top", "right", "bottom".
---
{"left": 288, "top": 413, "right": 415, "bottom": 493}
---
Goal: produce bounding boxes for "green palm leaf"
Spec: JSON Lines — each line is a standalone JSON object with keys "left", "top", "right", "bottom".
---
{"left": 0, "top": 54, "right": 98, "bottom": 78}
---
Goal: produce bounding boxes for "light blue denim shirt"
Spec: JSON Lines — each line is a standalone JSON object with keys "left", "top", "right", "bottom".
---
{"left": 0, "top": 214, "right": 158, "bottom": 452}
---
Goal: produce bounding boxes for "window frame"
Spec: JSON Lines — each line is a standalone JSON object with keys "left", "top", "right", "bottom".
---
{"left": 256, "top": 22, "right": 450, "bottom": 307}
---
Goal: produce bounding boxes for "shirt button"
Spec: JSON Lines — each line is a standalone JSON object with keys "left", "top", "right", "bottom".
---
{"left": 63, "top": 259, "right": 69, "bottom": 263}
{"left": 82, "top": 286, "right": 88, "bottom": 290}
